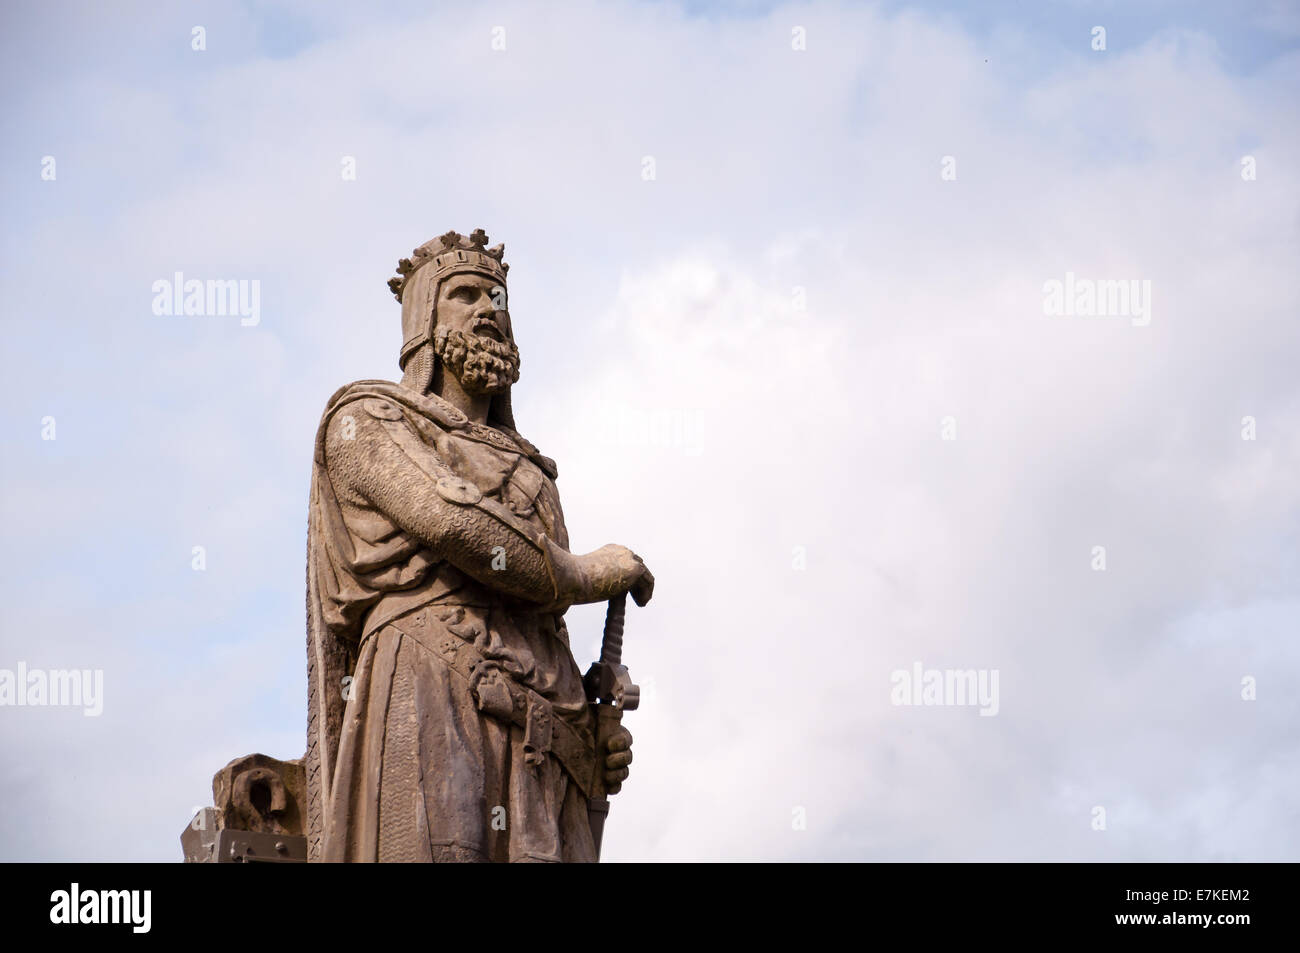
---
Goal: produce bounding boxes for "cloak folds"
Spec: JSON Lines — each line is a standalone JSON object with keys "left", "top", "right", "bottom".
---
{"left": 305, "top": 380, "right": 597, "bottom": 862}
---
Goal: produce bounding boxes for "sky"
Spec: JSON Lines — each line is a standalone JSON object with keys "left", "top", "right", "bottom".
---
{"left": 1, "top": 0, "right": 1298, "bottom": 862}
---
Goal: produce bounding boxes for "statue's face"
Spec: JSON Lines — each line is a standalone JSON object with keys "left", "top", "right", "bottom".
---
{"left": 433, "top": 272, "right": 521, "bottom": 396}
{"left": 435, "top": 273, "right": 510, "bottom": 344}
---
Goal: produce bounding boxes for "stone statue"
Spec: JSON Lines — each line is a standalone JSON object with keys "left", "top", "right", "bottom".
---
{"left": 304, "top": 229, "right": 654, "bottom": 862}
{"left": 181, "top": 754, "right": 308, "bottom": 863}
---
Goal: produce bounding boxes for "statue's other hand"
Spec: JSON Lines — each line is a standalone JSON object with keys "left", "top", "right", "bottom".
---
{"left": 603, "top": 724, "right": 633, "bottom": 794}
{"left": 630, "top": 564, "right": 654, "bottom": 607}
{"left": 582, "top": 544, "right": 654, "bottom": 606}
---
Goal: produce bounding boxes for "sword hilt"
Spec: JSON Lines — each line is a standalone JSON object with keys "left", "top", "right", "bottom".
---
{"left": 584, "top": 593, "right": 638, "bottom": 710}
{"left": 600, "top": 593, "right": 627, "bottom": 666}
{"left": 585, "top": 592, "right": 641, "bottom": 860}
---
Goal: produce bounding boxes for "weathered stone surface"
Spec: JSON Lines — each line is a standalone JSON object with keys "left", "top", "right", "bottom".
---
{"left": 180, "top": 808, "right": 220, "bottom": 864}
{"left": 185, "top": 231, "right": 652, "bottom": 864}
{"left": 304, "top": 230, "right": 653, "bottom": 862}
{"left": 181, "top": 755, "right": 307, "bottom": 862}
{"left": 212, "top": 753, "right": 305, "bottom": 836}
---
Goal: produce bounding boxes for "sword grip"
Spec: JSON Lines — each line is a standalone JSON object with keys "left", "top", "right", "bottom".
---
{"left": 600, "top": 593, "right": 627, "bottom": 666}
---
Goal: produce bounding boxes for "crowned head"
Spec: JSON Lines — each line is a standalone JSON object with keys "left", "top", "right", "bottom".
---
{"left": 390, "top": 229, "right": 520, "bottom": 408}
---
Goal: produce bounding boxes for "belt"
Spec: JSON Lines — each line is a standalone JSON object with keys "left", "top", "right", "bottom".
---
{"left": 367, "top": 608, "right": 596, "bottom": 799}
{"left": 360, "top": 578, "right": 483, "bottom": 643}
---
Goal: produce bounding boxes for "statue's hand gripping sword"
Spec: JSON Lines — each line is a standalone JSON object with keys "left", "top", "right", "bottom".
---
{"left": 583, "top": 593, "right": 639, "bottom": 859}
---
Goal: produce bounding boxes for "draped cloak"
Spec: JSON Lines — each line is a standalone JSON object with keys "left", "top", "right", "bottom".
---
{"left": 305, "top": 379, "right": 598, "bottom": 862}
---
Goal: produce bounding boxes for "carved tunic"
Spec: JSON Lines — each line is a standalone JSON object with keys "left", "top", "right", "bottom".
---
{"left": 305, "top": 380, "right": 597, "bottom": 862}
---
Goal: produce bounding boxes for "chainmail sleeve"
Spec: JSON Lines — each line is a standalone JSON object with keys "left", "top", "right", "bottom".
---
{"left": 324, "top": 397, "right": 565, "bottom": 606}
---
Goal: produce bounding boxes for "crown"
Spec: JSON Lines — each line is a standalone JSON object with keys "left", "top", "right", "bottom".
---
{"left": 387, "top": 228, "right": 509, "bottom": 303}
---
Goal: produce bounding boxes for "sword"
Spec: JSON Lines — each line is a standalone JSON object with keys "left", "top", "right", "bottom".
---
{"left": 583, "top": 593, "right": 639, "bottom": 859}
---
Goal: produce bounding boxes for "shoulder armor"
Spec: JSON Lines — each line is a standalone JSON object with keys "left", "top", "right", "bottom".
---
{"left": 360, "top": 397, "right": 404, "bottom": 421}
{"left": 435, "top": 476, "right": 483, "bottom": 505}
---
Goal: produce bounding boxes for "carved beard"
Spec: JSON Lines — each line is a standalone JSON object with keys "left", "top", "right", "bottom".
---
{"left": 434, "top": 325, "right": 521, "bottom": 395}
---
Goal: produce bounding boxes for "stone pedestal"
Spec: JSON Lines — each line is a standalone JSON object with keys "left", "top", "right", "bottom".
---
{"left": 181, "top": 753, "right": 307, "bottom": 863}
